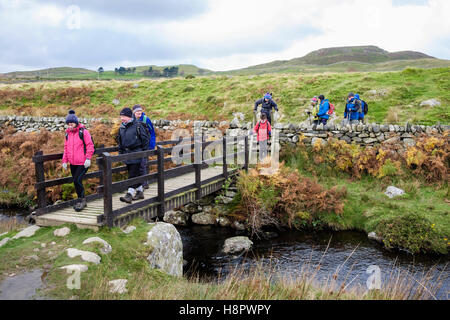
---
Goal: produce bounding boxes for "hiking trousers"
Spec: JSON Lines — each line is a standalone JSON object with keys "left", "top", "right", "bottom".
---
{"left": 70, "top": 164, "right": 88, "bottom": 199}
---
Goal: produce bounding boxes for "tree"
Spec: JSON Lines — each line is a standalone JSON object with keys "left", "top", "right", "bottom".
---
{"left": 97, "top": 67, "right": 104, "bottom": 80}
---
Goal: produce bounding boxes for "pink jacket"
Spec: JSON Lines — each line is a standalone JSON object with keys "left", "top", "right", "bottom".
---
{"left": 253, "top": 120, "right": 272, "bottom": 142}
{"left": 62, "top": 124, "right": 95, "bottom": 165}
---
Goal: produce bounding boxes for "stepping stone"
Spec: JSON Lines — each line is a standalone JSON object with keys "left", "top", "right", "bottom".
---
{"left": 109, "top": 279, "right": 128, "bottom": 294}
{"left": 12, "top": 226, "right": 40, "bottom": 239}
{"left": 66, "top": 248, "right": 101, "bottom": 265}
{"left": 60, "top": 265, "right": 89, "bottom": 273}
{"left": 54, "top": 227, "right": 71, "bottom": 237}
{"left": 82, "top": 237, "right": 112, "bottom": 254}
{"left": 0, "top": 237, "right": 11, "bottom": 247}
{"left": 122, "top": 226, "right": 136, "bottom": 234}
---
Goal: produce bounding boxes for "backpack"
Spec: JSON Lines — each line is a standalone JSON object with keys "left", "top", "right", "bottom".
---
{"left": 327, "top": 102, "right": 335, "bottom": 115}
{"left": 362, "top": 100, "right": 368, "bottom": 115}
{"left": 66, "top": 127, "right": 95, "bottom": 155}
{"left": 142, "top": 114, "right": 156, "bottom": 148}
{"left": 256, "top": 121, "right": 271, "bottom": 137}
{"left": 353, "top": 99, "right": 362, "bottom": 113}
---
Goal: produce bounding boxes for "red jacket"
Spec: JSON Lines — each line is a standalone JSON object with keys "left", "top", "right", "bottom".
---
{"left": 62, "top": 124, "right": 95, "bottom": 165}
{"left": 253, "top": 120, "right": 272, "bottom": 142}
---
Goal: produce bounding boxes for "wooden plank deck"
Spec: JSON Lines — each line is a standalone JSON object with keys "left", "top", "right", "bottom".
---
{"left": 36, "top": 165, "right": 225, "bottom": 230}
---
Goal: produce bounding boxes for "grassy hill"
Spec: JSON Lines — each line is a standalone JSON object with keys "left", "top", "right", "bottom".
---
{"left": 0, "top": 67, "right": 96, "bottom": 79}
{"left": 0, "top": 67, "right": 448, "bottom": 125}
{"left": 225, "top": 46, "right": 449, "bottom": 75}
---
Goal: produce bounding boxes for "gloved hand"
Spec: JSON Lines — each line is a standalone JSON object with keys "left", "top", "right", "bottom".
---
{"left": 62, "top": 162, "right": 68, "bottom": 170}
{"left": 84, "top": 159, "right": 91, "bottom": 168}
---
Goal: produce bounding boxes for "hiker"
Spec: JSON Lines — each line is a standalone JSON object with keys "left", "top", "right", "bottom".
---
{"left": 254, "top": 92, "right": 278, "bottom": 125}
{"left": 355, "top": 94, "right": 368, "bottom": 123}
{"left": 344, "top": 92, "right": 360, "bottom": 124}
{"left": 253, "top": 112, "right": 272, "bottom": 161}
{"left": 117, "top": 107, "right": 150, "bottom": 204}
{"left": 308, "top": 96, "right": 320, "bottom": 125}
{"left": 62, "top": 110, "right": 95, "bottom": 212}
{"left": 315, "top": 95, "right": 330, "bottom": 125}
{"left": 132, "top": 104, "right": 156, "bottom": 190}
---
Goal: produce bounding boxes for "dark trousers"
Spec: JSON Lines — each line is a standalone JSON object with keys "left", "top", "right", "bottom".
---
{"left": 139, "top": 157, "right": 149, "bottom": 187}
{"left": 70, "top": 165, "right": 88, "bottom": 199}
{"left": 127, "top": 163, "right": 142, "bottom": 190}
{"left": 313, "top": 118, "right": 328, "bottom": 125}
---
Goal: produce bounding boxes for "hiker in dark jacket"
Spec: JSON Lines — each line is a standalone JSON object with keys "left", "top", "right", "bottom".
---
{"left": 117, "top": 107, "right": 150, "bottom": 204}
{"left": 132, "top": 104, "right": 156, "bottom": 189}
{"left": 254, "top": 92, "right": 278, "bottom": 125}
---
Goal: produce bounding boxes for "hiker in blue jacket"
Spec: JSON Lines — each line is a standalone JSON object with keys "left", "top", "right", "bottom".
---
{"left": 355, "top": 94, "right": 367, "bottom": 123}
{"left": 133, "top": 104, "right": 156, "bottom": 189}
{"left": 254, "top": 92, "right": 278, "bottom": 125}
{"left": 315, "top": 95, "right": 330, "bottom": 125}
{"left": 344, "top": 92, "right": 360, "bottom": 123}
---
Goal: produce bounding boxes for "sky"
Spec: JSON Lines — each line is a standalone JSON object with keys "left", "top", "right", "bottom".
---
{"left": 0, "top": 0, "right": 449, "bottom": 73}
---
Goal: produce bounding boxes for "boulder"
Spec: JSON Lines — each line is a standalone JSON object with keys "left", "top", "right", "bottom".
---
{"left": 82, "top": 237, "right": 112, "bottom": 254}
{"left": 12, "top": 226, "right": 40, "bottom": 239}
{"left": 147, "top": 222, "right": 183, "bottom": 277}
{"left": 385, "top": 186, "right": 405, "bottom": 199}
{"left": 66, "top": 248, "right": 101, "bottom": 265}
{"left": 109, "top": 279, "right": 128, "bottom": 294}
{"left": 182, "top": 203, "right": 201, "bottom": 214}
{"left": 368, "top": 232, "right": 383, "bottom": 243}
{"left": 163, "top": 210, "right": 188, "bottom": 226}
{"left": 0, "top": 237, "right": 11, "bottom": 247}
{"left": 403, "top": 138, "right": 416, "bottom": 148}
{"left": 60, "top": 264, "right": 89, "bottom": 273}
{"left": 217, "top": 216, "right": 231, "bottom": 227}
{"left": 232, "top": 221, "right": 246, "bottom": 231}
{"left": 192, "top": 212, "right": 216, "bottom": 225}
{"left": 223, "top": 236, "right": 253, "bottom": 254}
{"left": 122, "top": 226, "right": 136, "bottom": 234}
{"left": 420, "top": 99, "right": 441, "bottom": 107}
{"left": 54, "top": 227, "right": 71, "bottom": 237}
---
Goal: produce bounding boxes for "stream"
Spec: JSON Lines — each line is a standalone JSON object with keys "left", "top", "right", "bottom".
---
{"left": 0, "top": 209, "right": 448, "bottom": 300}
{"left": 178, "top": 225, "right": 449, "bottom": 300}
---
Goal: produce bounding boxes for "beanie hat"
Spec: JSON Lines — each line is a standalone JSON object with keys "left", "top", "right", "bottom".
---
{"left": 120, "top": 107, "right": 133, "bottom": 118}
{"left": 132, "top": 104, "right": 143, "bottom": 113}
{"left": 65, "top": 110, "right": 78, "bottom": 125}
{"left": 311, "top": 96, "right": 318, "bottom": 103}
{"left": 348, "top": 92, "right": 355, "bottom": 98}
{"left": 318, "top": 95, "right": 325, "bottom": 100}
{"left": 264, "top": 93, "right": 272, "bottom": 100}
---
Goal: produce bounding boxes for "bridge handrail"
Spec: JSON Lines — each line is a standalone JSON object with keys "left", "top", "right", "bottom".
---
{"left": 33, "top": 135, "right": 249, "bottom": 227}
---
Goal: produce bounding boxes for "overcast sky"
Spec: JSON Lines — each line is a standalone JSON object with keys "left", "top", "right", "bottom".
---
{"left": 1, "top": 0, "right": 449, "bottom": 73}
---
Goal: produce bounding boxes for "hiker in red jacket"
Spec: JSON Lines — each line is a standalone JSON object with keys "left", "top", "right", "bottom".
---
{"left": 62, "top": 110, "right": 95, "bottom": 212}
{"left": 253, "top": 112, "right": 272, "bottom": 161}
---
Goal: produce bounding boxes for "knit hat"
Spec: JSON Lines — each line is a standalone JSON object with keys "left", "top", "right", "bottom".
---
{"left": 120, "top": 107, "right": 133, "bottom": 118}
{"left": 318, "top": 95, "right": 325, "bottom": 100}
{"left": 65, "top": 110, "right": 78, "bottom": 125}
{"left": 348, "top": 92, "right": 355, "bottom": 98}
{"left": 132, "top": 104, "right": 143, "bottom": 113}
{"left": 264, "top": 93, "right": 272, "bottom": 100}
{"left": 310, "top": 96, "right": 318, "bottom": 103}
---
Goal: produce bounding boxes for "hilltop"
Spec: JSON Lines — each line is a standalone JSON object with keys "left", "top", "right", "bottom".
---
{"left": 1, "top": 46, "right": 448, "bottom": 80}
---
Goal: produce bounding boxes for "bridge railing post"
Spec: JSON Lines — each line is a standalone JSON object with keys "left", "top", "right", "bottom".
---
{"left": 194, "top": 138, "right": 202, "bottom": 200}
{"left": 101, "top": 152, "right": 113, "bottom": 227}
{"left": 222, "top": 136, "right": 228, "bottom": 180}
{"left": 244, "top": 135, "right": 249, "bottom": 172}
{"left": 157, "top": 145, "right": 166, "bottom": 218}
{"left": 33, "top": 150, "right": 47, "bottom": 210}
{"left": 96, "top": 144, "right": 105, "bottom": 192}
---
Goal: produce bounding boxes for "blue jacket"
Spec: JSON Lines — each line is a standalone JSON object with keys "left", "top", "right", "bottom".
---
{"left": 138, "top": 112, "right": 156, "bottom": 150}
{"left": 344, "top": 98, "right": 360, "bottom": 121}
{"left": 316, "top": 99, "right": 330, "bottom": 120}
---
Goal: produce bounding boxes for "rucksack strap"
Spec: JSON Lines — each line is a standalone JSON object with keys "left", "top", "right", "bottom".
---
{"left": 79, "top": 128, "right": 87, "bottom": 155}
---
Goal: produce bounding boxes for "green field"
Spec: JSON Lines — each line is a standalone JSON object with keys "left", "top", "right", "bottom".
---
{"left": 0, "top": 67, "right": 449, "bottom": 124}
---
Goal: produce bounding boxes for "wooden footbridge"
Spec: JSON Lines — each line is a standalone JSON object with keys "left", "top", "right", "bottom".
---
{"left": 32, "top": 136, "right": 249, "bottom": 230}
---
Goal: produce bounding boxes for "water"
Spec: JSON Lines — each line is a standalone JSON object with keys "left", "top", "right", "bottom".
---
{"left": 0, "top": 207, "right": 29, "bottom": 225}
{"left": 178, "top": 225, "right": 449, "bottom": 300}
{"left": 0, "top": 269, "right": 48, "bottom": 300}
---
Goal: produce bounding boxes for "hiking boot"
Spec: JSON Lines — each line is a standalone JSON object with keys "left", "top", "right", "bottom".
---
{"left": 74, "top": 198, "right": 87, "bottom": 212}
{"left": 132, "top": 191, "right": 144, "bottom": 201}
{"left": 143, "top": 184, "right": 149, "bottom": 190}
{"left": 120, "top": 193, "right": 133, "bottom": 204}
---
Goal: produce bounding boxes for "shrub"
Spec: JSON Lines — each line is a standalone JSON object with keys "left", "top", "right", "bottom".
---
{"left": 185, "top": 74, "right": 195, "bottom": 79}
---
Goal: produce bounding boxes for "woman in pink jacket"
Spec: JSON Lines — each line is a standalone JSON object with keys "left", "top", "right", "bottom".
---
{"left": 62, "top": 110, "right": 95, "bottom": 212}
{"left": 253, "top": 112, "right": 272, "bottom": 161}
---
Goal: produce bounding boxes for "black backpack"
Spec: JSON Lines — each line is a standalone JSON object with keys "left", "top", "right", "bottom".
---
{"left": 353, "top": 99, "right": 362, "bottom": 113}
{"left": 362, "top": 100, "right": 368, "bottom": 115}
{"left": 66, "top": 127, "right": 95, "bottom": 155}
